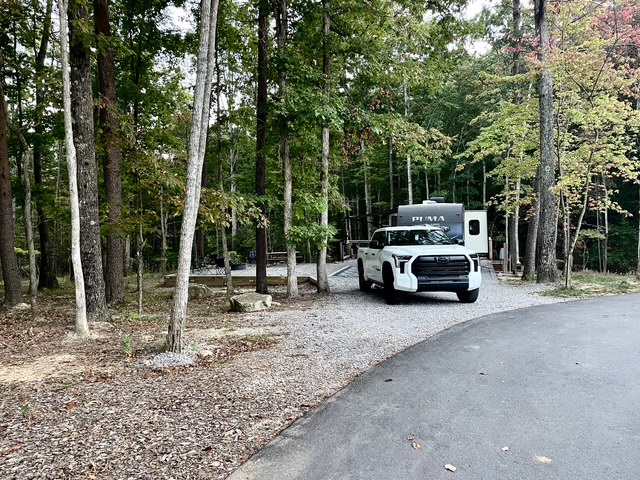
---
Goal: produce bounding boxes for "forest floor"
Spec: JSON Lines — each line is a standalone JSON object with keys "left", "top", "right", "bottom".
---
{"left": 1, "top": 264, "right": 639, "bottom": 479}
{"left": 0, "top": 265, "right": 345, "bottom": 479}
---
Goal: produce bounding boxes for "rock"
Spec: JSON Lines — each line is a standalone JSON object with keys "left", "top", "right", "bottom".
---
{"left": 229, "top": 293, "right": 272, "bottom": 313}
{"left": 12, "top": 303, "right": 31, "bottom": 311}
{"left": 198, "top": 349, "right": 214, "bottom": 359}
{"left": 187, "top": 283, "right": 214, "bottom": 300}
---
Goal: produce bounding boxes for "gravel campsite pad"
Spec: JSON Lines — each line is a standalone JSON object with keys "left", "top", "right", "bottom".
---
{"left": 0, "top": 261, "right": 566, "bottom": 479}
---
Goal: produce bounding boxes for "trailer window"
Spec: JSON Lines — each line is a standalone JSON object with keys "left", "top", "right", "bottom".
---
{"left": 469, "top": 219, "right": 480, "bottom": 236}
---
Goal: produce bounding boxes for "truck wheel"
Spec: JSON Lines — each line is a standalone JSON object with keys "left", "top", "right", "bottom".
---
{"left": 457, "top": 288, "right": 479, "bottom": 303}
{"left": 358, "top": 261, "right": 372, "bottom": 292}
{"left": 383, "top": 264, "right": 401, "bottom": 305}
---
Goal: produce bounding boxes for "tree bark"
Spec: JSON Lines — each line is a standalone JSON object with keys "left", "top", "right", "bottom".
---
{"left": 34, "top": 0, "right": 58, "bottom": 289}
{"left": 508, "top": 179, "right": 520, "bottom": 273}
{"left": 167, "top": 0, "right": 219, "bottom": 353}
{"left": 276, "top": 0, "right": 298, "bottom": 297}
{"left": 316, "top": 0, "right": 331, "bottom": 294}
{"left": 69, "top": 0, "right": 109, "bottom": 321}
{"left": 509, "top": 0, "right": 522, "bottom": 274}
{"left": 388, "top": 138, "right": 395, "bottom": 209}
{"left": 362, "top": 139, "right": 374, "bottom": 239}
{"left": 215, "top": 40, "right": 233, "bottom": 296}
{"left": 13, "top": 130, "right": 38, "bottom": 311}
{"left": 255, "top": 0, "right": 269, "bottom": 294}
{"left": 522, "top": 171, "right": 539, "bottom": 280}
{"left": 95, "top": 0, "right": 124, "bottom": 305}
{"left": 534, "top": 0, "right": 559, "bottom": 283}
{"left": 59, "top": 0, "right": 88, "bottom": 336}
{"left": 0, "top": 66, "right": 24, "bottom": 306}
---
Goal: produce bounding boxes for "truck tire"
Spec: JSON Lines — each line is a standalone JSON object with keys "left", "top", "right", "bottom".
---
{"left": 383, "top": 264, "right": 401, "bottom": 305}
{"left": 358, "top": 260, "right": 372, "bottom": 292}
{"left": 457, "top": 288, "right": 479, "bottom": 303}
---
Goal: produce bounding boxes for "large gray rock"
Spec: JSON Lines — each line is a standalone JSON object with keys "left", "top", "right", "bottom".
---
{"left": 230, "top": 293, "right": 272, "bottom": 313}
{"left": 187, "top": 283, "right": 214, "bottom": 300}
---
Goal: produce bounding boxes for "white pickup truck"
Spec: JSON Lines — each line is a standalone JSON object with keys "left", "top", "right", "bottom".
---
{"left": 356, "top": 225, "right": 481, "bottom": 305}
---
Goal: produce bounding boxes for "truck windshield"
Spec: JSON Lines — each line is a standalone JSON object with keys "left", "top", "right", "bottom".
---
{"left": 388, "top": 229, "right": 452, "bottom": 246}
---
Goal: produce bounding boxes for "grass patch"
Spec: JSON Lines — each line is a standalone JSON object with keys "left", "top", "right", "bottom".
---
{"left": 543, "top": 271, "right": 640, "bottom": 297}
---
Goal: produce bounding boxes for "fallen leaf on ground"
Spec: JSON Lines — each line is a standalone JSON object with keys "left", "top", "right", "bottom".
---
{"left": 1, "top": 444, "right": 24, "bottom": 456}
{"left": 412, "top": 442, "right": 421, "bottom": 450}
{"left": 444, "top": 464, "right": 457, "bottom": 472}
{"left": 534, "top": 455, "right": 552, "bottom": 464}
{"left": 407, "top": 436, "right": 415, "bottom": 441}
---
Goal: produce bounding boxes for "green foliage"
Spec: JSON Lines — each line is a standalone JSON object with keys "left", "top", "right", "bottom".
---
{"left": 120, "top": 335, "right": 134, "bottom": 358}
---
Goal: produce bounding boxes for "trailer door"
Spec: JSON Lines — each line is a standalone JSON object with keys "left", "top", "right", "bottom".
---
{"left": 465, "top": 210, "right": 488, "bottom": 255}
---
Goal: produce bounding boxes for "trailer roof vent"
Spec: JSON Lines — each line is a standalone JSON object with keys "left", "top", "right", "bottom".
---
{"left": 422, "top": 200, "right": 437, "bottom": 204}
{"left": 430, "top": 196, "right": 446, "bottom": 203}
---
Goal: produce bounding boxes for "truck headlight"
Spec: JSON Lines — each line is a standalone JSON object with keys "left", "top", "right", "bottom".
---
{"left": 470, "top": 254, "right": 480, "bottom": 272}
{"left": 393, "top": 255, "right": 412, "bottom": 273}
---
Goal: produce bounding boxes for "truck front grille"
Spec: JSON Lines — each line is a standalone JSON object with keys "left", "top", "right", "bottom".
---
{"left": 411, "top": 255, "right": 470, "bottom": 278}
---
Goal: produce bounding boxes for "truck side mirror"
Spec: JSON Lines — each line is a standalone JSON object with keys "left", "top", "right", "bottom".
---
{"left": 369, "top": 240, "right": 381, "bottom": 249}
{"left": 456, "top": 239, "right": 465, "bottom": 245}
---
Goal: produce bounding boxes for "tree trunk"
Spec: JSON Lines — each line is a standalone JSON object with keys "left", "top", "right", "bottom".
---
{"left": 316, "top": 0, "right": 331, "bottom": 294}
{"left": 637, "top": 184, "right": 640, "bottom": 276}
{"left": 13, "top": 131, "right": 38, "bottom": 311}
{"left": 69, "top": 0, "right": 109, "bottom": 321}
{"left": 167, "top": 0, "right": 219, "bottom": 353}
{"left": 95, "top": 0, "right": 124, "bottom": 305}
{"left": 508, "top": 0, "right": 522, "bottom": 275}
{"left": 34, "top": 0, "right": 58, "bottom": 290}
{"left": 0, "top": 69, "right": 23, "bottom": 306}
{"left": 160, "top": 188, "right": 167, "bottom": 275}
{"left": 388, "top": 138, "right": 394, "bottom": 209}
{"left": 362, "top": 140, "right": 373, "bottom": 239}
{"left": 522, "top": 172, "right": 539, "bottom": 281}
{"left": 276, "top": 0, "right": 298, "bottom": 297}
{"left": 508, "top": 178, "right": 520, "bottom": 273}
{"left": 215, "top": 41, "right": 233, "bottom": 296}
{"left": 136, "top": 206, "right": 144, "bottom": 317}
{"left": 534, "top": 0, "right": 558, "bottom": 283}
{"left": 602, "top": 174, "right": 608, "bottom": 273}
{"left": 58, "top": 0, "right": 88, "bottom": 336}
{"left": 255, "top": 0, "right": 269, "bottom": 294}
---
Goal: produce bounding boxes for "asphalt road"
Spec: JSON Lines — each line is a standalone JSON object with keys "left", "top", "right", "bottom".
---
{"left": 230, "top": 293, "right": 640, "bottom": 480}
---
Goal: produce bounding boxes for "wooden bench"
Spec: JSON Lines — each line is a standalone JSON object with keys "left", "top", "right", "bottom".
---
{"left": 267, "top": 251, "right": 303, "bottom": 264}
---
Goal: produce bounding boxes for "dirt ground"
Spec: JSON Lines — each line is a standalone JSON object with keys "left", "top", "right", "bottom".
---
{"left": 0, "top": 278, "right": 324, "bottom": 479}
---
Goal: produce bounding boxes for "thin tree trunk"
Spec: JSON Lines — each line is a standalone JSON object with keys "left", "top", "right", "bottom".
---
{"left": 13, "top": 131, "right": 38, "bottom": 310}
{"left": 34, "top": 0, "right": 58, "bottom": 289}
{"left": 388, "top": 138, "right": 394, "bottom": 209}
{"left": 508, "top": 0, "right": 522, "bottom": 274}
{"left": 95, "top": 0, "right": 124, "bottom": 305}
{"left": 508, "top": 178, "right": 520, "bottom": 273}
{"left": 316, "top": 0, "right": 331, "bottom": 293}
{"left": 362, "top": 139, "right": 373, "bottom": 239}
{"left": 275, "top": 0, "right": 298, "bottom": 297}
{"left": 602, "top": 174, "right": 608, "bottom": 273}
{"left": 215, "top": 39, "right": 233, "bottom": 296}
{"left": 58, "top": 0, "right": 88, "bottom": 335}
{"left": 522, "top": 171, "right": 540, "bottom": 281}
{"left": 637, "top": 184, "right": 640, "bottom": 276}
{"left": 535, "top": 0, "right": 558, "bottom": 283}
{"left": 0, "top": 71, "right": 24, "bottom": 306}
{"left": 255, "top": 0, "right": 269, "bottom": 294}
{"left": 160, "top": 188, "right": 167, "bottom": 275}
{"left": 167, "top": 0, "right": 219, "bottom": 353}
{"left": 136, "top": 201, "right": 144, "bottom": 317}
{"left": 69, "top": 0, "right": 109, "bottom": 321}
